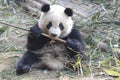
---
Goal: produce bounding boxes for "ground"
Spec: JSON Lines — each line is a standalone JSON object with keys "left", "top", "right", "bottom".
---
{"left": 0, "top": 53, "right": 114, "bottom": 80}
{"left": 0, "top": 0, "right": 120, "bottom": 80}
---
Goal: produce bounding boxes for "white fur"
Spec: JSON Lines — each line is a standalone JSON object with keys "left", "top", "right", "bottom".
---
{"left": 49, "top": 27, "right": 61, "bottom": 37}
{"left": 38, "top": 5, "right": 73, "bottom": 38}
{"left": 42, "top": 59, "right": 64, "bottom": 70}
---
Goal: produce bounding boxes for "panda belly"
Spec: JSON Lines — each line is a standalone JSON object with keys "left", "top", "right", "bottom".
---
{"left": 32, "top": 41, "right": 68, "bottom": 70}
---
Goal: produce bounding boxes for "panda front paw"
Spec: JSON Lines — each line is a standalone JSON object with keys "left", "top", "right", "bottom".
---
{"left": 30, "top": 24, "right": 42, "bottom": 37}
{"left": 66, "top": 39, "right": 87, "bottom": 59}
{"left": 16, "top": 64, "right": 32, "bottom": 75}
{"left": 66, "top": 39, "right": 80, "bottom": 52}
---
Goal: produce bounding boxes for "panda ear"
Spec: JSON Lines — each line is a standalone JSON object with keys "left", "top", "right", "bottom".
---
{"left": 64, "top": 8, "right": 73, "bottom": 16}
{"left": 41, "top": 4, "right": 50, "bottom": 12}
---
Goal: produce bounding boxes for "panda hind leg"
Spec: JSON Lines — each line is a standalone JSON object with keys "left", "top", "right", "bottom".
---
{"left": 16, "top": 51, "right": 39, "bottom": 75}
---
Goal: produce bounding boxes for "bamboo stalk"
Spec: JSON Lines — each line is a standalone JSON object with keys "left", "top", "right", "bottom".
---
{"left": 20, "top": 0, "right": 89, "bottom": 18}
{"left": 34, "top": 0, "right": 51, "bottom": 4}
{"left": 29, "top": 0, "right": 42, "bottom": 8}
{"left": 0, "top": 21, "right": 66, "bottom": 43}
{"left": 20, "top": 3, "right": 41, "bottom": 14}
{"left": 41, "top": 33, "right": 66, "bottom": 43}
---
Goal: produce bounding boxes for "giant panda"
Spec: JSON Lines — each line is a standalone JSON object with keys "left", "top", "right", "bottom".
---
{"left": 16, "top": 4, "right": 86, "bottom": 75}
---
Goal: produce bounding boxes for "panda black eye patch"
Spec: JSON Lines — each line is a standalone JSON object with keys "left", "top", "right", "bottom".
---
{"left": 46, "top": 22, "right": 52, "bottom": 29}
{"left": 59, "top": 23, "right": 64, "bottom": 30}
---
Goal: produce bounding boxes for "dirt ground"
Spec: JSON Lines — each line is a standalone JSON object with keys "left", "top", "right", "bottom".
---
{"left": 0, "top": 0, "right": 119, "bottom": 80}
{"left": 0, "top": 52, "right": 114, "bottom": 80}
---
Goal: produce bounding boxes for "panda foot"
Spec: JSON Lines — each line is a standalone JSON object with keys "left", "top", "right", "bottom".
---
{"left": 16, "top": 64, "right": 31, "bottom": 75}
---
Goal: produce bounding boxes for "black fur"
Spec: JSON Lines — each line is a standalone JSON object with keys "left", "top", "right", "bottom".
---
{"left": 27, "top": 23, "right": 51, "bottom": 51}
{"left": 59, "top": 23, "right": 64, "bottom": 30}
{"left": 16, "top": 24, "right": 51, "bottom": 75}
{"left": 41, "top": 4, "right": 50, "bottom": 12}
{"left": 64, "top": 8, "right": 73, "bottom": 16}
{"left": 65, "top": 28, "right": 86, "bottom": 58}
{"left": 16, "top": 23, "right": 86, "bottom": 75}
{"left": 16, "top": 51, "right": 40, "bottom": 75}
{"left": 46, "top": 22, "right": 52, "bottom": 29}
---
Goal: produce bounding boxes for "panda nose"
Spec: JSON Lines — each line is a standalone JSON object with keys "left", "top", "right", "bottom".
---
{"left": 51, "top": 33, "right": 57, "bottom": 37}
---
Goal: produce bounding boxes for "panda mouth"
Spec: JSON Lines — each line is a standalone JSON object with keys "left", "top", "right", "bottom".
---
{"left": 51, "top": 33, "right": 57, "bottom": 37}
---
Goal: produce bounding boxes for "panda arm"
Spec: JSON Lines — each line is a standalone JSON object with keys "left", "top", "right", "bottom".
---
{"left": 66, "top": 28, "right": 86, "bottom": 57}
{"left": 27, "top": 23, "right": 51, "bottom": 51}
{"left": 16, "top": 24, "right": 51, "bottom": 75}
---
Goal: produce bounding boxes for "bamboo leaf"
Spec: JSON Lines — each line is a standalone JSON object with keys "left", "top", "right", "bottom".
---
{"left": 92, "top": 12, "right": 100, "bottom": 22}
{"left": 116, "top": 59, "right": 120, "bottom": 67}
{"left": 100, "top": 56, "right": 113, "bottom": 65}
{"left": 116, "top": 77, "right": 120, "bottom": 80}
{"left": 104, "top": 69, "right": 120, "bottom": 77}
{"left": 73, "top": 55, "right": 81, "bottom": 70}
{"left": 0, "top": 26, "right": 8, "bottom": 35}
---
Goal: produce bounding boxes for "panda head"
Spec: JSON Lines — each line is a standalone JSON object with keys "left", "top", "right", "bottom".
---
{"left": 38, "top": 4, "right": 73, "bottom": 38}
